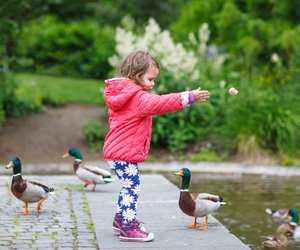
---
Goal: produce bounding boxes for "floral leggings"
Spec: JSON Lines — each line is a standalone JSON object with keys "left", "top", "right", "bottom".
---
{"left": 108, "top": 160, "right": 140, "bottom": 223}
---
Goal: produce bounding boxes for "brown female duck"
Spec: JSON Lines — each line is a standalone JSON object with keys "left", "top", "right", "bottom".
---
{"left": 6, "top": 157, "right": 54, "bottom": 215}
{"left": 174, "top": 168, "right": 225, "bottom": 230}
{"left": 262, "top": 223, "right": 293, "bottom": 249}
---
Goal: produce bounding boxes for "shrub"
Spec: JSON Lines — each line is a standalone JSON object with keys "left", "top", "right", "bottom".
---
{"left": 0, "top": 73, "right": 42, "bottom": 121}
{"left": 81, "top": 119, "right": 107, "bottom": 151}
{"left": 16, "top": 16, "right": 115, "bottom": 79}
{"left": 189, "top": 147, "right": 224, "bottom": 162}
{"left": 219, "top": 85, "right": 300, "bottom": 156}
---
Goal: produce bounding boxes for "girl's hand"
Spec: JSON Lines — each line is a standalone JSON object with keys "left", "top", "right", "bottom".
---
{"left": 193, "top": 87, "right": 211, "bottom": 102}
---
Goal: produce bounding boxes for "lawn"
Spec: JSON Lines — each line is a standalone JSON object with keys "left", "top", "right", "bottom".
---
{"left": 16, "top": 73, "right": 105, "bottom": 106}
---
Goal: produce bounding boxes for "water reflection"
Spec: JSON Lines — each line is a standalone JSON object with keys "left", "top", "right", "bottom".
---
{"left": 165, "top": 173, "right": 300, "bottom": 250}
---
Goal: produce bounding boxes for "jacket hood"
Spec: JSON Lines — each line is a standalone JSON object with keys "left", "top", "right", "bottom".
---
{"left": 104, "top": 78, "right": 142, "bottom": 111}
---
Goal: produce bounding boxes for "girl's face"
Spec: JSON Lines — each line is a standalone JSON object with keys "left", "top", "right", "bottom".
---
{"left": 140, "top": 65, "right": 159, "bottom": 91}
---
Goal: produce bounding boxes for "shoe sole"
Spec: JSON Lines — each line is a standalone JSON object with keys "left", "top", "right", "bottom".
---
{"left": 113, "top": 226, "right": 147, "bottom": 233}
{"left": 119, "top": 233, "right": 154, "bottom": 242}
{"left": 112, "top": 226, "right": 120, "bottom": 233}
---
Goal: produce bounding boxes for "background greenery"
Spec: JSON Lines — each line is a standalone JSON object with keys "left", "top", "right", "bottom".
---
{"left": 0, "top": 0, "right": 299, "bottom": 165}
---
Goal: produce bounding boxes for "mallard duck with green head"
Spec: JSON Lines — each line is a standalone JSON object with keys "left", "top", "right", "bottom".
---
{"left": 174, "top": 168, "right": 225, "bottom": 230}
{"left": 286, "top": 208, "right": 300, "bottom": 240}
{"left": 6, "top": 157, "right": 54, "bottom": 215}
{"left": 62, "top": 148, "right": 114, "bottom": 192}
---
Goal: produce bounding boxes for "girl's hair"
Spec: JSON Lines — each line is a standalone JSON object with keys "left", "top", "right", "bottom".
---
{"left": 117, "top": 51, "right": 160, "bottom": 85}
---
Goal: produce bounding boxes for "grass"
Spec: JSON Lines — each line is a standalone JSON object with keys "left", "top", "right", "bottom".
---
{"left": 15, "top": 73, "right": 105, "bottom": 106}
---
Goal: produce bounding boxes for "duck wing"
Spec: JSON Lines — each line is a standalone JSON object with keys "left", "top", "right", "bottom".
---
{"left": 192, "top": 192, "right": 224, "bottom": 217}
{"left": 77, "top": 164, "right": 114, "bottom": 184}
{"left": 261, "top": 235, "right": 275, "bottom": 240}
{"left": 265, "top": 208, "right": 288, "bottom": 218}
{"left": 262, "top": 237, "right": 279, "bottom": 248}
{"left": 82, "top": 164, "right": 111, "bottom": 176}
{"left": 194, "top": 193, "right": 223, "bottom": 202}
{"left": 27, "top": 179, "right": 54, "bottom": 193}
{"left": 17, "top": 179, "right": 53, "bottom": 203}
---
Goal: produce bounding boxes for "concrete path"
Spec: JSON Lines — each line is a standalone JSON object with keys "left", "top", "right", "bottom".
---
{"left": 0, "top": 174, "right": 250, "bottom": 250}
{"left": 87, "top": 174, "right": 249, "bottom": 250}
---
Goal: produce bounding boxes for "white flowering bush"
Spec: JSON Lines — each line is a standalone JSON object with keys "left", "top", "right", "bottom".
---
{"left": 188, "top": 23, "right": 210, "bottom": 56}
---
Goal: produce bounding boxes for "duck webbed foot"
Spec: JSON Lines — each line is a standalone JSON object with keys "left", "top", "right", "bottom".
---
{"left": 87, "top": 184, "right": 96, "bottom": 192}
{"left": 196, "top": 215, "right": 208, "bottom": 230}
{"left": 84, "top": 181, "right": 96, "bottom": 192}
{"left": 37, "top": 197, "right": 46, "bottom": 211}
{"left": 21, "top": 203, "right": 30, "bottom": 215}
{"left": 187, "top": 217, "right": 198, "bottom": 229}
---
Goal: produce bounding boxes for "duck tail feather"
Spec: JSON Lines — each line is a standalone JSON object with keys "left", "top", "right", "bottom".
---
{"left": 104, "top": 177, "right": 115, "bottom": 183}
{"left": 49, "top": 187, "right": 55, "bottom": 195}
{"left": 265, "top": 208, "right": 274, "bottom": 215}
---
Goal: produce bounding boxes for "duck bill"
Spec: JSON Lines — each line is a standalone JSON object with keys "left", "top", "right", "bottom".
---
{"left": 6, "top": 161, "right": 14, "bottom": 169}
{"left": 62, "top": 153, "right": 70, "bottom": 158}
{"left": 174, "top": 171, "right": 183, "bottom": 177}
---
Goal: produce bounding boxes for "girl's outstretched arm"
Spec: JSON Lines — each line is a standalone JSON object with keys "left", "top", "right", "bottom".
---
{"left": 136, "top": 88, "right": 211, "bottom": 117}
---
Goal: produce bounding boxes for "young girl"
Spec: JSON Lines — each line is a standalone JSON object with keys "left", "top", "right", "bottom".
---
{"left": 103, "top": 50, "right": 211, "bottom": 242}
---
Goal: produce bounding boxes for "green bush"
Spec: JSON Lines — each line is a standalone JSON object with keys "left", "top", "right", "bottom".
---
{"left": 0, "top": 103, "right": 4, "bottom": 126}
{"left": 218, "top": 85, "right": 300, "bottom": 156}
{"left": 16, "top": 16, "right": 115, "bottom": 79}
{"left": 152, "top": 99, "right": 217, "bottom": 153}
{"left": 81, "top": 119, "right": 107, "bottom": 151}
{"left": 189, "top": 147, "right": 224, "bottom": 162}
{"left": 0, "top": 73, "right": 42, "bottom": 122}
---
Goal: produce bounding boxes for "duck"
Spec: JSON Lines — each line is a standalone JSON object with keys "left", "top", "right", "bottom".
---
{"left": 261, "top": 223, "right": 291, "bottom": 249}
{"left": 6, "top": 157, "right": 54, "bottom": 215}
{"left": 174, "top": 168, "right": 225, "bottom": 230}
{"left": 286, "top": 208, "right": 300, "bottom": 241}
{"left": 265, "top": 208, "right": 290, "bottom": 221}
{"left": 262, "top": 208, "right": 300, "bottom": 249}
{"left": 265, "top": 207, "right": 300, "bottom": 239}
{"left": 62, "top": 148, "right": 115, "bottom": 192}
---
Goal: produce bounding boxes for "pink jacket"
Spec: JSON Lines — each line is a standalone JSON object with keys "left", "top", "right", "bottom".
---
{"left": 102, "top": 78, "right": 190, "bottom": 162}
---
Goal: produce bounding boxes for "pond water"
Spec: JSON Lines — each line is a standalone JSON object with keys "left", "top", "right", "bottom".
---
{"left": 165, "top": 172, "right": 300, "bottom": 250}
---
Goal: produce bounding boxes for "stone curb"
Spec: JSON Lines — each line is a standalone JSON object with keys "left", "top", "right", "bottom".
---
{"left": 1, "top": 161, "right": 300, "bottom": 176}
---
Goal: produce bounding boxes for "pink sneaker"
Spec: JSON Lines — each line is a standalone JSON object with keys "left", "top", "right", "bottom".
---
{"left": 113, "top": 214, "right": 147, "bottom": 233}
{"left": 119, "top": 221, "right": 154, "bottom": 242}
{"left": 112, "top": 213, "right": 122, "bottom": 233}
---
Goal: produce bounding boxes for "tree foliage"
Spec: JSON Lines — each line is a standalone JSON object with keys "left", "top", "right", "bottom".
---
{"left": 171, "top": 0, "right": 300, "bottom": 67}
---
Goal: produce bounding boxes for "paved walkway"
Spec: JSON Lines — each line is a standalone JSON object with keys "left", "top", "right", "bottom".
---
{"left": 88, "top": 174, "right": 250, "bottom": 250}
{"left": 0, "top": 174, "right": 250, "bottom": 250}
{"left": 0, "top": 176, "right": 98, "bottom": 250}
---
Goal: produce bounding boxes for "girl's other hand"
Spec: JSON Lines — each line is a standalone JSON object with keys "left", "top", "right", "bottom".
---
{"left": 193, "top": 88, "right": 211, "bottom": 102}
